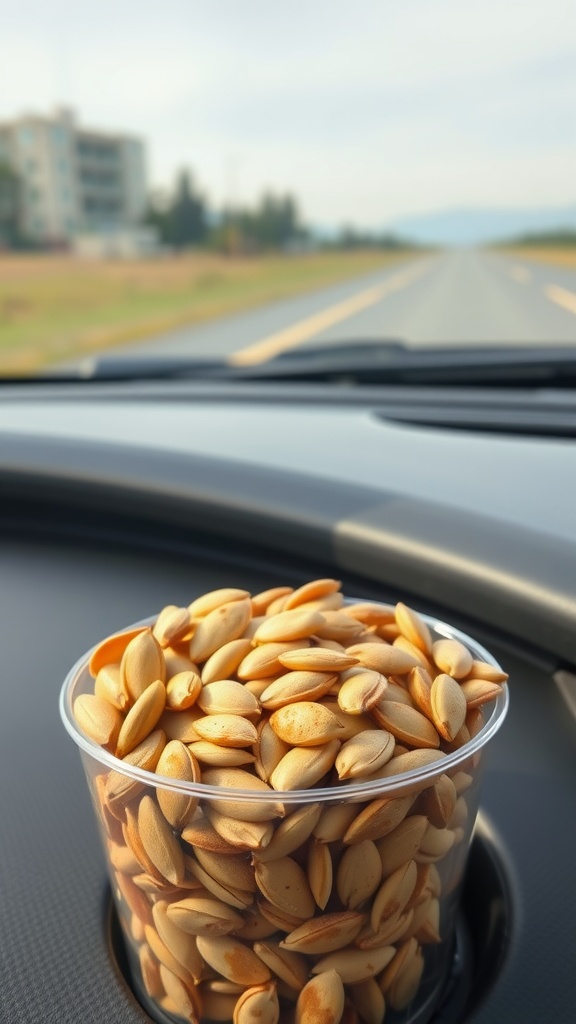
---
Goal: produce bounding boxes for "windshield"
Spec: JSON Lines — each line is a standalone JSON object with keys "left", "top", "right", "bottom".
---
{"left": 1, "top": 1, "right": 576, "bottom": 377}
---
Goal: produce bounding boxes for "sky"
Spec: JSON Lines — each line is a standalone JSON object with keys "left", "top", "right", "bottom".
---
{"left": 2, "top": 0, "right": 576, "bottom": 229}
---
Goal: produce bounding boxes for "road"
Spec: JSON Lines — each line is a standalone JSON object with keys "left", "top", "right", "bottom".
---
{"left": 116, "top": 249, "right": 576, "bottom": 364}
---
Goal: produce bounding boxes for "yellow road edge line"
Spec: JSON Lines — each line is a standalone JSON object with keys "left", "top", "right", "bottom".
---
{"left": 545, "top": 284, "right": 576, "bottom": 316}
{"left": 228, "top": 263, "right": 429, "bottom": 366}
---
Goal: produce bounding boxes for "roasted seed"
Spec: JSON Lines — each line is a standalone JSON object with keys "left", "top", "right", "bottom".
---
{"left": 196, "top": 935, "right": 271, "bottom": 986}
{"left": 311, "top": 946, "right": 396, "bottom": 984}
{"left": 296, "top": 971, "right": 345, "bottom": 1024}
{"left": 116, "top": 680, "right": 166, "bottom": 758}
{"left": 269, "top": 702, "right": 344, "bottom": 747}
{"left": 137, "top": 794, "right": 185, "bottom": 885}
{"left": 253, "top": 609, "right": 326, "bottom": 644}
{"left": 253, "top": 941, "right": 309, "bottom": 990}
{"left": 307, "top": 838, "right": 333, "bottom": 910}
{"left": 252, "top": 802, "right": 322, "bottom": 863}
{"left": 189, "top": 598, "right": 252, "bottom": 662}
{"left": 371, "top": 700, "right": 440, "bottom": 749}
{"left": 202, "top": 638, "right": 254, "bottom": 684}
{"left": 343, "top": 795, "right": 414, "bottom": 845}
{"left": 233, "top": 982, "right": 280, "bottom": 1024}
{"left": 335, "top": 730, "right": 395, "bottom": 779}
{"left": 201, "top": 768, "right": 284, "bottom": 821}
{"left": 155, "top": 740, "right": 200, "bottom": 829}
{"left": 166, "top": 670, "right": 202, "bottom": 711}
{"left": 282, "top": 912, "right": 365, "bottom": 955}
{"left": 121, "top": 628, "right": 166, "bottom": 701}
{"left": 269, "top": 740, "right": 341, "bottom": 791}
{"left": 430, "top": 674, "right": 467, "bottom": 742}
{"left": 254, "top": 857, "right": 316, "bottom": 919}
{"left": 194, "top": 714, "right": 258, "bottom": 748}
{"left": 166, "top": 896, "right": 244, "bottom": 936}
{"left": 260, "top": 671, "right": 337, "bottom": 710}
{"left": 198, "top": 679, "right": 261, "bottom": 718}
{"left": 74, "top": 693, "right": 122, "bottom": 751}
{"left": 337, "top": 841, "right": 382, "bottom": 909}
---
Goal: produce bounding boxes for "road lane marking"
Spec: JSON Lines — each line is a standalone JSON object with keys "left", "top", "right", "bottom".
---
{"left": 545, "top": 284, "right": 576, "bottom": 316}
{"left": 509, "top": 265, "right": 532, "bottom": 284}
{"left": 228, "top": 262, "right": 430, "bottom": 366}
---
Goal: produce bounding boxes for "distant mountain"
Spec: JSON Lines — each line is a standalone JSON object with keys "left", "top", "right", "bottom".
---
{"left": 387, "top": 205, "right": 576, "bottom": 247}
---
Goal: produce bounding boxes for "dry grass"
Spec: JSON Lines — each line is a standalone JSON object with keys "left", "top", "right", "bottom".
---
{"left": 502, "top": 246, "right": 576, "bottom": 269}
{"left": 0, "top": 249, "right": 415, "bottom": 374}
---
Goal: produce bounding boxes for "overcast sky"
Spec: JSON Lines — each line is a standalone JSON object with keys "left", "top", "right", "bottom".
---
{"left": 2, "top": 1, "right": 576, "bottom": 228}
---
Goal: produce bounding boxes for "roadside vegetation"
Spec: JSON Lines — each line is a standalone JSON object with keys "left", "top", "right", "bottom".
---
{"left": 0, "top": 248, "right": 416, "bottom": 375}
{"left": 500, "top": 229, "right": 576, "bottom": 268}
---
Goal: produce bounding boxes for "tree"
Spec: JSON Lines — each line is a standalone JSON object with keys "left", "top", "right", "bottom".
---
{"left": 144, "top": 170, "right": 207, "bottom": 248}
{"left": 0, "top": 163, "right": 21, "bottom": 248}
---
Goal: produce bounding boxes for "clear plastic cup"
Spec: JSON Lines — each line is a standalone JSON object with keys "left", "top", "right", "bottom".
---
{"left": 60, "top": 611, "right": 508, "bottom": 1024}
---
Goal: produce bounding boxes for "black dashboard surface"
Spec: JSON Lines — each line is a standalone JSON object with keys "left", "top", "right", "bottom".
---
{"left": 1, "top": 506, "right": 576, "bottom": 1024}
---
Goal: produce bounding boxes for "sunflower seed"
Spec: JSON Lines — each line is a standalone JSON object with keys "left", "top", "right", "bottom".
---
{"left": 335, "top": 730, "right": 395, "bottom": 780}
{"left": 189, "top": 741, "right": 256, "bottom": 768}
{"left": 370, "top": 860, "right": 418, "bottom": 932}
{"left": 233, "top": 982, "right": 280, "bottom": 1024}
{"left": 165, "top": 670, "right": 202, "bottom": 711}
{"left": 116, "top": 679, "right": 166, "bottom": 758}
{"left": 166, "top": 896, "right": 244, "bottom": 936}
{"left": 155, "top": 741, "right": 200, "bottom": 829}
{"left": 153, "top": 606, "right": 192, "bottom": 648}
{"left": 371, "top": 700, "right": 440, "bottom": 749}
{"left": 88, "top": 625, "right": 146, "bottom": 677}
{"left": 194, "top": 714, "right": 258, "bottom": 748}
{"left": 201, "top": 638, "right": 254, "bottom": 685}
{"left": 349, "top": 978, "right": 386, "bottom": 1024}
{"left": 277, "top": 647, "right": 358, "bottom": 672}
{"left": 206, "top": 808, "right": 274, "bottom": 852}
{"left": 346, "top": 643, "right": 419, "bottom": 676}
{"left": 337, "top": 671, "right": 388, "bottom": 716}
{"left": 189, "top": 598, "right": 252, "bottom": 662}
{"left": 196, "top": 935, "right": 271, "bottom": 986}
{"left": 137, "top": 794, "right": 185, "bottom": 885}
{"left": 253, "top": 941, "right": 309, "bottom": 989}
{"left": 254, "top": 857, "right": 316, "bottom": 920}
{"left": 260, "top": 671, "right": 337, "bottom": 710}
{"left": 343, "top": 795, "right": 414, "bottom": 845}
{"left": 121, "top": 628, "right": 166, "bottom": 702}
{"left": 73, "top": 693, "right": 123, "bottom": 750}
{"left": 201, "top": 768, "right": 284, "bottom": 821}
{"left": 337, "top": 841, "right": 382, "bottom": 909}
{"left": 198, "top": 679, "right": 261, "bottom": 718}
{"left": 430, "top": 674, "right": 467, "bottom": 742}
{"left": 281, "top": 911, "right": 365, "bottom": 955}
{"left": 307, "top": 838, "right": 333, "bottom": 910}
{"left": 251, "top": 587, "right": 294, "bottom": 616}
{"left": 152, "top": 900, "right": 203, "bottom": 982}
{"left": 253, "top": 609, "right": 326, "bottom": 644}
{"left": 269, "top": 702, "right": 344, "bottom": 747}
{"left": 188, "top": 588, "right": 251, "bottom": 618}
{"left": 376, "top": 816, "right": 428, "bottom": 876}
{"left": 311, "top": 947, "right": 396, "bottom": 984}
{"left": 395, "top": 603, "right": 433, "bottom": 655}
{"left": 296, "top": 971, "right": 345, "bottom": 1024}
{"left": 269, "top": 740, "right": 340, "bottom": 791}
{"left": 94, "top": 664, "right": 129, "bottom": 712}
{"left": 252, "top": 802, "right": 322, "bottom": 863}
{"left": 195, "top": 847, "right": 256, "bottom": 892}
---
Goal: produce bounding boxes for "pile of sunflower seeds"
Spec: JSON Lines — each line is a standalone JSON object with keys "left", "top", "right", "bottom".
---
{"left": 74, "top": 581, "right": 507, "bottom": 1024}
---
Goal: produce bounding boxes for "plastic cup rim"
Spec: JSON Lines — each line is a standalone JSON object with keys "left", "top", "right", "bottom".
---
{"left": 59, "top": 608, "right": 509, "bottom": 804}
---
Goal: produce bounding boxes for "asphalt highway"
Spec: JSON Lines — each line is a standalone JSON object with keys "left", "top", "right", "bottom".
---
{"left": 116, "top": 248, "right": 576, "bottom": 364}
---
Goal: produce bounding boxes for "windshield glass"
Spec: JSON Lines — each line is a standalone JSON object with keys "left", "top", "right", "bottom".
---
{"left": 1, "top": 1, "right": 576, "bottom": 377}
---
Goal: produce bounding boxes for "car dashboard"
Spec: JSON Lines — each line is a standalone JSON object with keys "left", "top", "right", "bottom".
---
{"left": 1, "top": 377, "right": 575, "bottom": 1024}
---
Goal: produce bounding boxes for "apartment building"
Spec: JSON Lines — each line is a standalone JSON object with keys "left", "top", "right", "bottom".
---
{"left": 0, "top": 107, "right": 147, "bottom": 245}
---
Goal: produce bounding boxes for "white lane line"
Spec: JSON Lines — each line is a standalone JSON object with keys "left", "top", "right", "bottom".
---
{"left": 228, "top": 261, "right": 431, "bottom": 366}
{"left": 545, "top": 284, "right": 576, "bottom": 316}
{"left": 509, "top": 264, "right": 532, "bottom": 284}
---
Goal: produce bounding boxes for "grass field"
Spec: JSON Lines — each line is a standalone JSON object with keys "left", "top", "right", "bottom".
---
{"left": 0, "top": 249, "right": 415, "bottom": 374}
{"left": 503, "top": 246, "right": 576, "bottom": 269}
